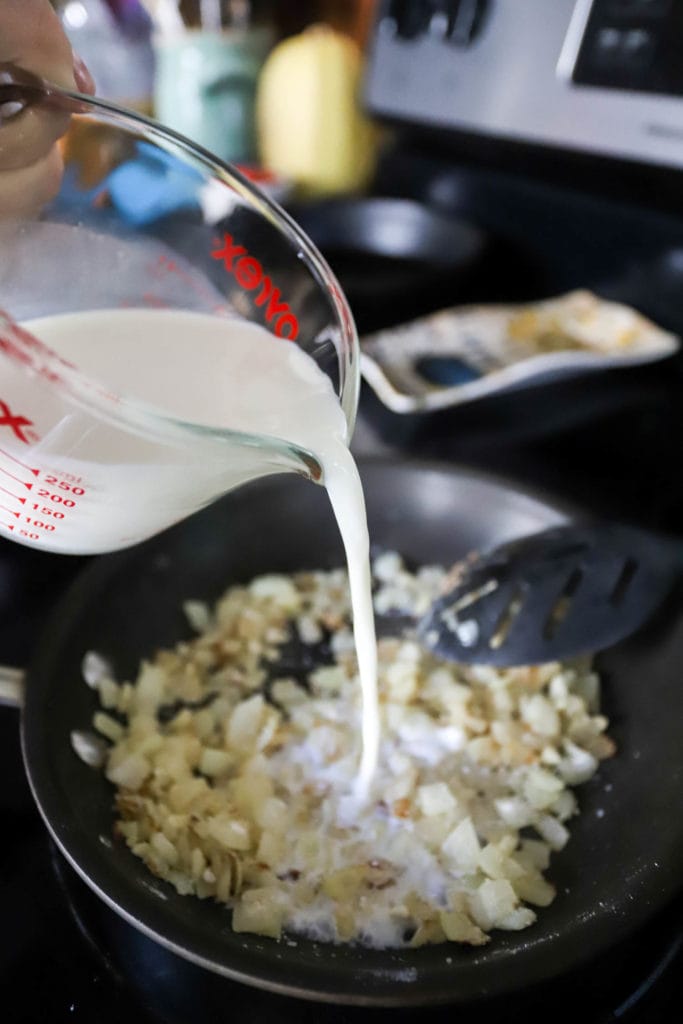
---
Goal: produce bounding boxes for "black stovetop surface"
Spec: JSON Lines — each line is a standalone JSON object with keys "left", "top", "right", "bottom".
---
{"left": 2, "top": 147, "right": 683, "bottom": 1022}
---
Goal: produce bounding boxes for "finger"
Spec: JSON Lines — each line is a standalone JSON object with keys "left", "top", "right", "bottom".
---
{"left": 0, "top": 0, "right": 80, "bottom": 174}
{"left": 0, "top": 96, "right": 71, "bottom": 172}
{"left": 0, "top": 1, "right": 77, "bottom": 91}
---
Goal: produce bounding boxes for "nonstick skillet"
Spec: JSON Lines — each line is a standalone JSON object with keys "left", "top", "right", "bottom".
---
{"left": 3, "top": 458, "right": 683, "bottom": 1006}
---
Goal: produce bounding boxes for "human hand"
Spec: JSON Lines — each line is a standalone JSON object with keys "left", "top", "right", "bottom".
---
{"left": 0, "top": 0, "right": 95, "bottom": 217}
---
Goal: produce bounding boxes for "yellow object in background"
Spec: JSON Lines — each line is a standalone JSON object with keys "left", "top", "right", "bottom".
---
{"left": 255, "top": 24, "right": 378, "bottom": 196}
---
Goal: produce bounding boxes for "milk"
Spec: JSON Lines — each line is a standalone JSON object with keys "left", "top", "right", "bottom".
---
{"left": 10, "top": 309, "right": 379, "bottom": 791}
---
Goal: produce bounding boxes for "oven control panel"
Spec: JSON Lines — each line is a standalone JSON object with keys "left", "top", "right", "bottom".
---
{"left": 364, "top": 0, "right": 683, "bottom": 168}
{"left": 573, "top": 0, "right": 683, "bottom": 96}
{"left": 383, "top": 0, "right": 489, "bottom": 45}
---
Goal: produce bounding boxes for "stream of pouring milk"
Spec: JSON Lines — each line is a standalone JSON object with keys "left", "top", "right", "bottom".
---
{"left": 25, "top": 309, "right": 379, "bottom": 793}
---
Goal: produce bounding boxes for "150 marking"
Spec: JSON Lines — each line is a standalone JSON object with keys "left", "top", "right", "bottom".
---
{"left": 31, "top": 505, "right": 65, "bottom": 518}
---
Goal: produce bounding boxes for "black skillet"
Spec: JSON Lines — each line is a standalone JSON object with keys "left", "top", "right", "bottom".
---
{"left": 10, "top": 459, "right": 683, "bottom": 1006}
{"left": 286, "top": 199, "right": 487, "bottom": 334}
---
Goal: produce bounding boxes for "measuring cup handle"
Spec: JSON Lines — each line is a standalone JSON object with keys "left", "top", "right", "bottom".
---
{"left": 0, "top": 665, "right": 25, "bottom": 708}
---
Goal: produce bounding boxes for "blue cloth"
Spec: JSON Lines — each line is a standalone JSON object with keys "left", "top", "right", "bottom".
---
{"left": 102, "top": 142, "right": 203, "bottom": 225}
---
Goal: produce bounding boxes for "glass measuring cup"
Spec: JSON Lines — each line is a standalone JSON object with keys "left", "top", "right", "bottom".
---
{"left": 0, "top": 72, "right": 358, "bottom": 555}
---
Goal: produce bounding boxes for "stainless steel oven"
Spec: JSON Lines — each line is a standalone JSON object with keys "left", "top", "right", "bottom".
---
{"left": 366, "top": 0, "right": 683, "bottom": 168}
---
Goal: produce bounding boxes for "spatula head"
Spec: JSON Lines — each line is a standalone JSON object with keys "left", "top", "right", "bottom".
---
{"left": 419, "top": 524, "right": 680, "bottom": 666}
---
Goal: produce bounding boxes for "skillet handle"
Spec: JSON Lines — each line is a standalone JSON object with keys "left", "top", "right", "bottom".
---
{"left": 0, "top": 666, "right": 25, "bottom": 708}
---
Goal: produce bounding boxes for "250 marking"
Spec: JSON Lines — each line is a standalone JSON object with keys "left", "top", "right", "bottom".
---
{"left": 41, "top": 475, "right": 85, "bottom": 496}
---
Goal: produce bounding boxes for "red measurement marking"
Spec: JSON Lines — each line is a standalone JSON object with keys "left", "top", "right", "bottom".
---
{"left": 0, "top": 400, "right": 33, "bottom": 443}
{"left": 0, "top": 466, "right": 32, "bottom": 489}
{"left": 0, "top": 485, "right": 25, "bottom": 503}
{"left": 150, "top": 255, "right": 229, "bottom": 315}
{"left": 0, "top": 505, "right": 19, "bottom": 518}
{"left": 2, "top": 523, "right": 14, "bottom": 531}
{"left": 0, "top": 446, "right": 39, "bottom": 475}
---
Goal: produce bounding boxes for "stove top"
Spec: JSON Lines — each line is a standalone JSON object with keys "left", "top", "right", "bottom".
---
{"left": 2, "top": 148, "right": 683, "bottom": 1022}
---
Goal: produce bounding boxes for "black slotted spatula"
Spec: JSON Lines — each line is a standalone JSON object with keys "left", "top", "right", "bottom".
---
{"left": 418, "top": 523, "right": 681, "bottom": 666}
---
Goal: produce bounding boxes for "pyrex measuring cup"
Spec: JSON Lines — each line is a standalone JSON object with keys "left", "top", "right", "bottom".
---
{"left": 0, "top": 72, "right": 358, "bottom": 555}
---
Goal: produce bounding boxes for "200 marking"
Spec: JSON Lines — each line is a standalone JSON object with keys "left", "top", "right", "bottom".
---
{"left": 37, "top": 491, "right": 77, "bottom": 506}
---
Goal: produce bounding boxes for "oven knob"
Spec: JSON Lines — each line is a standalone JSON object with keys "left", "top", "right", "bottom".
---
{"left": 381, "top": 0, "right": 488, "bottom": 44}
{"left": 385, "top": 0, "right": 434, "bottom": 40}
{"left": 444, "top": 0, "right": 489, "bottom": 46}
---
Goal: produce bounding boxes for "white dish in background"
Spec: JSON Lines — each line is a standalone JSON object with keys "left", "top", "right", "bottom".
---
{"left": 360, "top": 290, "right": 680, "bottom": 414}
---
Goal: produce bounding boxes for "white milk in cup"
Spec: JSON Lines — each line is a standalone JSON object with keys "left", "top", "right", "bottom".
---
{"left": 0, "top": 84, "right": 379, "bottom": 790}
